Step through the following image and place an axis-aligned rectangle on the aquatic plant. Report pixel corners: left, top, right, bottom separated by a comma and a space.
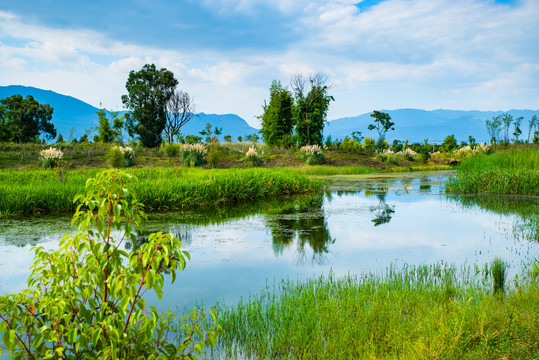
0, 169, 220, 358
491, 257, 508, 295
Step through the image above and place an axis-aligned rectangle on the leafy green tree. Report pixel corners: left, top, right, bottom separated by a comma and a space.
443, 134, 457, 153
367, 110, 394, 144
56, 133, 64, 143
260, 80, 294, 146
291, 73, 334, 146
223, 134, 232, 142
199, 123, 222, 143
122, 64, 178, 148
0, 94, 56, 143
0, 170, 219, 359
97, 108, 124, 143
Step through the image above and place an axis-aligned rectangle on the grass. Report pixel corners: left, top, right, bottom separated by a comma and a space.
0, 167, 323, 216
219, 263, 539, 359
447, 145, 539, 195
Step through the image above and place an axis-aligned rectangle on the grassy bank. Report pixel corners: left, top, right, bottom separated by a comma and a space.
447, 145, 539, 195
220, 264, 539, 359
0, 167, 322, 216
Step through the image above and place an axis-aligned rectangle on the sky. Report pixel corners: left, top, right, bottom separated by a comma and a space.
0, 0, 537, 127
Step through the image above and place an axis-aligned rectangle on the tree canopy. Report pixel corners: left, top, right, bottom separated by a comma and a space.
260, 80, 294, 146
122, 64, 178, 148
0, 94, 56, 143
291, 74, 333, 146
164, 90, 196, 144
367, 110, 394, 143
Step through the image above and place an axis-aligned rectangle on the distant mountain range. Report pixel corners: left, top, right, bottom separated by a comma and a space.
0, 85, 258, 141
1, 85, 538, 143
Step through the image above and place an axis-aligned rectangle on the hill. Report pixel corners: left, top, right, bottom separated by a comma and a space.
325, 109, 539, 144
0, 85, 258, 141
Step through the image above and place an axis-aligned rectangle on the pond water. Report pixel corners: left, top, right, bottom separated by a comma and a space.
1, 171, 538, 316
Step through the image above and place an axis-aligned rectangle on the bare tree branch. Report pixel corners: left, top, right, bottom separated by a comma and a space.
164, 90, 197, 143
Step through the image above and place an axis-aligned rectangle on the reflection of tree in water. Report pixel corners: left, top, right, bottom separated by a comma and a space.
366, 184, 395, 227
126, 228, 192, 251
268, 196, 334, 264
419, 177, 431, 193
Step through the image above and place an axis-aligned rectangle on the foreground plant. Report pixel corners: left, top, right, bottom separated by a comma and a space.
0, 169, 219, 359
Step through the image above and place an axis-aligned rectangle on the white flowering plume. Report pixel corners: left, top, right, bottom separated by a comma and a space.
245, 146, 258, 157
180, 143, 207, 155
300, 145, 323, 156
113, 146, 134, 157
40, 147, 63, 161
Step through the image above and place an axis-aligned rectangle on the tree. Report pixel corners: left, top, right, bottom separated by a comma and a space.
96, 108, 124, 143
199, 123, 222, 143
291, 73, 334, 146
500, 113, 513, 144
367, 110, 394, 144
485, 115, 502, 144
0, 94, 56, 143
122, 64, 178, 148
260, 80, 294, 146
513, 116, 523, 143
164, 90, 196, 144
443, 134, 457, 153
528, 115, 538, 143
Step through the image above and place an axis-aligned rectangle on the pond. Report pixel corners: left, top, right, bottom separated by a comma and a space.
1, 171, 538, 316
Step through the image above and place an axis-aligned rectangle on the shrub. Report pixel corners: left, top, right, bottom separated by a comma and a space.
339, 137, 363, 153
242, 146, 263, 166
39, 147, 63, 168
180, 143, 207, 166
163, 143, 180, 161
300, 145, 325, 165
363, 137, 375, 153
0, 169, 220, 359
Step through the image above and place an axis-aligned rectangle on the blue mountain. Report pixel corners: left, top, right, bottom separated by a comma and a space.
325, 108, 539, 143
0, 85, 258, 141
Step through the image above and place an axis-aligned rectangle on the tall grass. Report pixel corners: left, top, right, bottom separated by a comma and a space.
0, 168, 322, 216
447, 145, 539, 195
219, 264, 539, 359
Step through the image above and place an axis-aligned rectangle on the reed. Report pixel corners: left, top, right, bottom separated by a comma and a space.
219, 263, 539, 359
0, 168, 322, 216
447, 145, 539, 195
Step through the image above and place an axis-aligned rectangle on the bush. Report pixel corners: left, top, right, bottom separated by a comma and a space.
242, 146, 263, 166
39, 147, 63, 168
163, 143, 180, 160
300, 145, 325, 165
339, 137, 363, 153
0, 170, 220, 359
107, 146, 124, 167
180, 143, 207, 166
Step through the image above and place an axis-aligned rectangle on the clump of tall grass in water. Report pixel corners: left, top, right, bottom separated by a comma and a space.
447, 145, 539, 195
219, 263, 539, 359
490, 257, 508, 295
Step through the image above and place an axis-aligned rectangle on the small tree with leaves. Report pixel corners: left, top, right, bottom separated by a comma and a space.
368, 110, 394, 145
0, 170, 220, 359
528, 115, 538, 143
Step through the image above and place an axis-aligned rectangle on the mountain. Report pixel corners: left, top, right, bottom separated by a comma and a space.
2, 85, 538, 144
0, 85, 258, 141
325, 109, 539, 144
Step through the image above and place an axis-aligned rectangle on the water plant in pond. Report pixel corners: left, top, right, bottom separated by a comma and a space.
491, 257, 508, 295
220, 264, 539, 359
0, 169, 220, 359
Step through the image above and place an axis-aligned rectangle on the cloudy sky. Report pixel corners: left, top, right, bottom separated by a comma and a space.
0, 0, 537, 127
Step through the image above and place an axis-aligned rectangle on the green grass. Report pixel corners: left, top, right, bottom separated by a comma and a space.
447, 145, 539, 195
290, 164, 450, 176
0, 167, 322, 216
219, 264, 539, 359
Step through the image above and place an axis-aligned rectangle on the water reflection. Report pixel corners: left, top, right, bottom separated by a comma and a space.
266, 195, 334, 264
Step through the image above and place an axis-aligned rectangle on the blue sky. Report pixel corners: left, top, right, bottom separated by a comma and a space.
0, 0, 537, 126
